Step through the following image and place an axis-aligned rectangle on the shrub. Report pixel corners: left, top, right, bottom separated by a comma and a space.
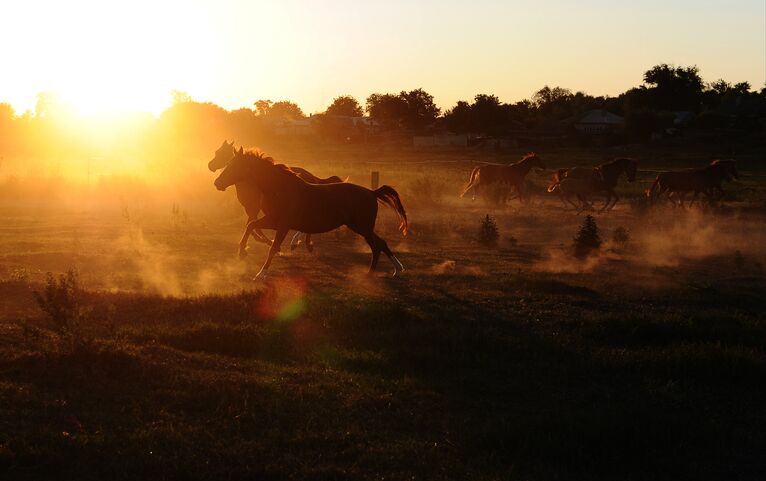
478, 214, 499, 247
612, 226, 630, 246
573, 215, 601, 259
33, 269, 83, 337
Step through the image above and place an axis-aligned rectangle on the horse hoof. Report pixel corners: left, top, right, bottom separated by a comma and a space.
306, 243, 314, 253
253, 270, 268, 280
238, 247, 249, 259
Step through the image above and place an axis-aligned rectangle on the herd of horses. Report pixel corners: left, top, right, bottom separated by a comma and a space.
209, 140, 740, 277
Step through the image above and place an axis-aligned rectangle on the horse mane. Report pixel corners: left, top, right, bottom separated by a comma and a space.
241, 148, 274, 164
241, 149, 304, 180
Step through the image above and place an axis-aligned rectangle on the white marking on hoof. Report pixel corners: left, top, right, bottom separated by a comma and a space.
290, 231, 303, 250
388, 254, 404, 277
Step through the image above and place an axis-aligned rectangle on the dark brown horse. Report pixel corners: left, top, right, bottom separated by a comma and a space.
214, 148, 408, 278
646, 160, 738, 206
548, 158, 638, 212
461, 152, 545, 203
209, 141, 345, 256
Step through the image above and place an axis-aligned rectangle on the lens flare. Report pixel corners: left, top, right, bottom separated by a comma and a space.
256, 276, 308, 322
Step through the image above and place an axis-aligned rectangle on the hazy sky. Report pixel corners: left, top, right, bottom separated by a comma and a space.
1, 0, 763, 115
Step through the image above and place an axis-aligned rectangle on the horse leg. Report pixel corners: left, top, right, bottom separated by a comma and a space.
250, 228, 273, 245
365, 232, 403, 277
472, 184, 478, 201
599, 190, 612, 212
559, 188, 572, 208
517, 184, 526, 204
289, 231, 303, 251
564, 193, 579, 210
255, 228, 288, 279
238, 222, 253, 259
305, 234, 313, 252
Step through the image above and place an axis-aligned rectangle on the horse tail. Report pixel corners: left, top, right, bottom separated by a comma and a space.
461, 167, 481, 197
375, 185, 409, 235
646, 175, 661, 198
547, 168, 568, 192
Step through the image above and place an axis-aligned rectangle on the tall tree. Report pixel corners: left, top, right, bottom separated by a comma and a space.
365, 93, 408, 129
399, 88, 440, 130
326, 95, 364, 117
643, 64, 704, 111
254, 100, 305, 119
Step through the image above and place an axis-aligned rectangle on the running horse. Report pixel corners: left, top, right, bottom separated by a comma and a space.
214, 147, 408, 278
646, 159, 738, 206
209, 141, 345, 257
460, 152, 545, 203
548, 157, 638, 212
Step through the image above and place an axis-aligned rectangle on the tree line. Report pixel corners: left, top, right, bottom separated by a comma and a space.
0, 63, 764, 172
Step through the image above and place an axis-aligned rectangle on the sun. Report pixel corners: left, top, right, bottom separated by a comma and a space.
2, 0, 219, 117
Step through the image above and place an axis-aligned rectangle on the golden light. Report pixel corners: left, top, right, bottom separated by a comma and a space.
2, 0, 220, 117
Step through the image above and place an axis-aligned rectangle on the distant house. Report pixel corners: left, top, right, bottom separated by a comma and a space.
271, 117, 315, 137
573, 109, 625, 134
672, 111, 695, 126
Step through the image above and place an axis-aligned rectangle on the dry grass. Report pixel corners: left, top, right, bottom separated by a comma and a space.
1, 145, 765, 480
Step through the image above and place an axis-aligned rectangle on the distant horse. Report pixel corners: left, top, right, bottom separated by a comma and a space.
214, 147, 408, 278
209, 141, 345, 257
548, 158, 638, 212
646, 160, 738, 206
461, 152, 545, 203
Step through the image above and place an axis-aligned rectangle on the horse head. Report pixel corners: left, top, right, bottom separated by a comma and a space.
209, 140, 236, 172
711, 159, 738, 181
214, 146, 247, 191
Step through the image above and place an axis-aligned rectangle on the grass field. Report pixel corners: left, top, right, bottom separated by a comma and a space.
1, 144, 765, 480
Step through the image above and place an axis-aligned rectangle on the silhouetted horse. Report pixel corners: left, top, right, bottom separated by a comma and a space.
214, 148, 408, 278
646, 159, 738, 206
209, 141, 345, 257
461, 153, 545, 203
548, 158, 638, 212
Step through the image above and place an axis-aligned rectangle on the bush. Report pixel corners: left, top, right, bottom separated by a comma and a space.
33, 269, 83, 337
612, 226, 630, 246
573, 215, 601, 259
478, 214, 499, 247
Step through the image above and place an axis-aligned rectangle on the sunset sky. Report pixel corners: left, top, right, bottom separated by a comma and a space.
1, 0, 763, 116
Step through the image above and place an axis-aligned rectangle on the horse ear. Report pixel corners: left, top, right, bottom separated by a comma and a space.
238, 146, 244, 154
